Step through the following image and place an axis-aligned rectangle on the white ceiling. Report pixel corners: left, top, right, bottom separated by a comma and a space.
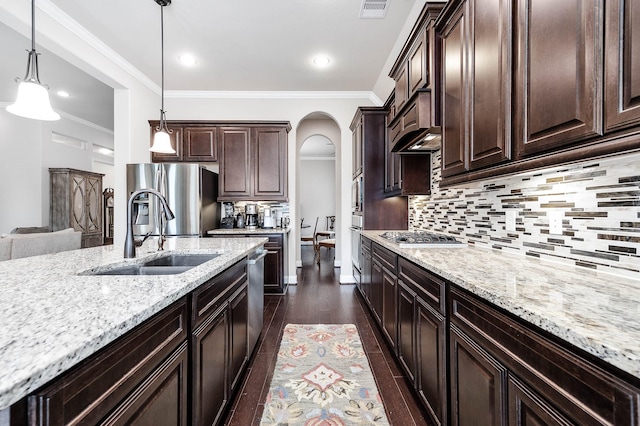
0, 0, 432, 128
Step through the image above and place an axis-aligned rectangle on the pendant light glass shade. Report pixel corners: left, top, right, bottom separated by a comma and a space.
6, 0, 60, 121
149, 1, 175, 154
151, 129, 174, 153
7, 79, 60, 121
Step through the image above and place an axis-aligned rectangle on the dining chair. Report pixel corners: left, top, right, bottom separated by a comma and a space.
300, 217, 319, 263
317, 238, 335, 265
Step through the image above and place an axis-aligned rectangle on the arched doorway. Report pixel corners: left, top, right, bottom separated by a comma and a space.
295, 113, 341, 268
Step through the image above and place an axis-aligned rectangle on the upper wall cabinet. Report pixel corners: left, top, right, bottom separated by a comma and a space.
439, 0, 513, 178
218, 123, 290, 202
149, 122, 218, 163
436, 0, 640, 186
604, 0, 640, 132
514, 0, 602, 157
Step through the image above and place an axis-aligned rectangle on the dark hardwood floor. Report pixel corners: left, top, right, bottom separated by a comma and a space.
223, 245, 431, 425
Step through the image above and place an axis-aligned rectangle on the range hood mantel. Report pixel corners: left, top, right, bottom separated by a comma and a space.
389, 90, 441, 153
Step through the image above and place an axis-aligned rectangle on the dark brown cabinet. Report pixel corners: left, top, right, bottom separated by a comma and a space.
218, 124, 290, 202
49, 168, 104, 248
192, 304, 228, 426
514, 0, 601, 157
351, 108, 408, 230
263, 234, 287, 294
450, 286, 640, 426
439, 0, 512, 178
397, 257, 448, 426
149, 123, 218, 163
359, 235, 640, 426
436, 0, 640, 186
184, 127, 218, 162
219, 127, 252, 199
24, 258, 253, 426
604, 0, 640, 133
28, 298, 189, 425
450, 324, 506, 426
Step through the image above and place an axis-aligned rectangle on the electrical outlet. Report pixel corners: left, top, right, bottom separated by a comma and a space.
505, 210, 517, 232
548, 210, 563, 235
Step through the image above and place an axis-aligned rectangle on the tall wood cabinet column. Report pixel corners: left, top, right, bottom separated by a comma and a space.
49, 168, 104, 248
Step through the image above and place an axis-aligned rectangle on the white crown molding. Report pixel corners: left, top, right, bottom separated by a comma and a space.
167, 90, 384, 104
38, 0, 160, 95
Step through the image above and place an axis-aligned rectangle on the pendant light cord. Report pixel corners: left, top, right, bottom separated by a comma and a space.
31, 0, 35, 52
157, 4, 171, 134
160, 5, 165, 115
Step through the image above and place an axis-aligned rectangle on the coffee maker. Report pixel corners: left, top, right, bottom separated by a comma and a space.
245, 204, 259, 230
263, 207, 276, 229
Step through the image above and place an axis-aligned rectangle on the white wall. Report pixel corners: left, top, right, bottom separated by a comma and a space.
299, 158, 336, 236
0, 108, 115, 234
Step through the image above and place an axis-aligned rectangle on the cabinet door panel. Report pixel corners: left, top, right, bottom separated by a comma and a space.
417, 299, 447, 426
395, 66, 408, 111
184, 127, 218, 162
102, 343, 189, 426
515, 0, 602, 156
605, 0, 640, 132
192, 308, 228, 426
409, 35, 427, 95
508, 375, 575, 426
229, 284, 249, 390
253, 127, 287, 199
86, 176, 102, 234
451, 325, 506, 426
397, 282, 416, 383
469, 0, 512, 169
382, 267, 397, 349
264, 244, 283, 294
370, 261, 384, 325
219, 127, 251, 198
441, 3, 468, 177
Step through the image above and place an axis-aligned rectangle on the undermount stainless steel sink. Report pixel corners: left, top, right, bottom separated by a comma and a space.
86, 253, 220, 276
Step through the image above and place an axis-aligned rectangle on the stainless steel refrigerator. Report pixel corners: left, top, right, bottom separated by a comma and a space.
126, 163, 220, 237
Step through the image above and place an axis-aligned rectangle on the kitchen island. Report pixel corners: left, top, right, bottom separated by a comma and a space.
0, 236, 266, 422
361, 230, 640, 425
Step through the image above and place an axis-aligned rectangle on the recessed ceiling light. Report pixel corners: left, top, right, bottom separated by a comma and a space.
178, 53, 197, 67
312, 55, 331, 68
57, 90, 70, 98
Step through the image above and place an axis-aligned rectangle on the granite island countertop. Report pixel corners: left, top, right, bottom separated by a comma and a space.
361, 231, 640, 382
0, 236, 267, 410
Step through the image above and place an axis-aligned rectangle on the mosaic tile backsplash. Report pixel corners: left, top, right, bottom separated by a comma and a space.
409, 151, 640, 279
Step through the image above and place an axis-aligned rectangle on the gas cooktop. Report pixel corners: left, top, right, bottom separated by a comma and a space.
380, 231, 466, 248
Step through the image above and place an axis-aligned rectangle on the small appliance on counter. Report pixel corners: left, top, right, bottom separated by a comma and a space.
245, 204, 259, 230
262, 207, 276, 229
236, 213, 245, 228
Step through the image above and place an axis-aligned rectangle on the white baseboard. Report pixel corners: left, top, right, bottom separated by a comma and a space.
340, 274, 357, 284
285, 275, 297, 284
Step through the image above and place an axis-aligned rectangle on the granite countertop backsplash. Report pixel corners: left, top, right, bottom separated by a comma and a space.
0, 236, 266, 411
361, 231, 640, 381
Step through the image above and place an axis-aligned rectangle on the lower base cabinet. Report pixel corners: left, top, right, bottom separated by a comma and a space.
19, 258, 251, 426
358, 236, 640, 426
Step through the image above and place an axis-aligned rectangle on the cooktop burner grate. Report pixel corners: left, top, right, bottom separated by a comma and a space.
380, 231, 466, 248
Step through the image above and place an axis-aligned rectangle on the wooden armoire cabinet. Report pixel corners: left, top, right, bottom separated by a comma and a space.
49, 168, 104, 248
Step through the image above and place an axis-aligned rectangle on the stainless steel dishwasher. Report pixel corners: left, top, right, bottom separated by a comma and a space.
247, 248, 266, 354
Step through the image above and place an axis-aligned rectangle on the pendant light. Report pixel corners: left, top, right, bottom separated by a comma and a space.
149, 0, 176, 154
6, 0, 60, 121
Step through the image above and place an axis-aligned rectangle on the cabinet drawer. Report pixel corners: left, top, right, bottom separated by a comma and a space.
398, 257, 445, 314
450, 287, 640, 426
29, 298, 188, 425
191, 259, 247, 327
373, 243, 397, 274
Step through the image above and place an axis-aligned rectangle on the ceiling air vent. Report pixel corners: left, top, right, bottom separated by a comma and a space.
359, 0, 388, 19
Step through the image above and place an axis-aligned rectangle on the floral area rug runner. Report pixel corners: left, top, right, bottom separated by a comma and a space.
260, 323, 390, 425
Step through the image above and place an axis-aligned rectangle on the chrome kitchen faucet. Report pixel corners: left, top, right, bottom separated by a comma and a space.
124, 189, 175, 258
